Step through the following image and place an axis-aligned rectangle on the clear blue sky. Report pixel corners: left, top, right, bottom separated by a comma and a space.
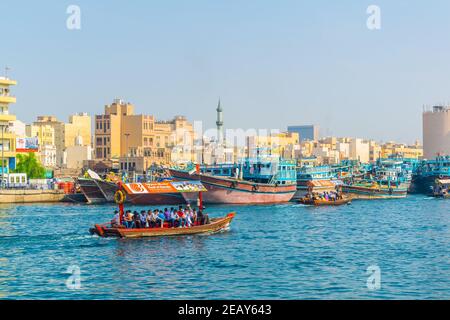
2, 0, 450, 144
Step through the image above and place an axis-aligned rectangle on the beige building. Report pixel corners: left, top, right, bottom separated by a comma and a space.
423, 105, 450, 159
381, 141, 423, 159
26, 124, 55, 146
95, 99, 195, 173
247, 132, 300, 159
34, 113, 92, 167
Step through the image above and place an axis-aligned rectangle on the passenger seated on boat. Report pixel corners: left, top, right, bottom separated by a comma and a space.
176, 208, 186, 228
111, 210, 120, 227
133, 211, 142, 229
146, 210, 155, 228
156, 210, 166, 228
124, 211, 134, 229
140, 211, 147, 228
167, 208, 176, 228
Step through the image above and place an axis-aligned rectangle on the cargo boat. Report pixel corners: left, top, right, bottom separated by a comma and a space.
410, 156, 450, 195
169, 158, 297, 204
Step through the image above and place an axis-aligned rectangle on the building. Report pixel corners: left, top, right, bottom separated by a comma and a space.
33, 113, 92, 167
247, 132, 300, 159
381, 141, 423, 159
64, 113, 91, 149
11, 120, 26, 137
287, 125, 319, 142
95, 99, 194, 173
0, 76, 18, 174
423, 105, 450, 158
349, 138, 370, 163
26, 124, 55, 146
64, 134, 92, 169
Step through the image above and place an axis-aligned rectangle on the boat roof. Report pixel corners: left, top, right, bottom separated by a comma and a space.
306, 180, 336, 187
437, 179, 450, 185
123, 181, 207, 194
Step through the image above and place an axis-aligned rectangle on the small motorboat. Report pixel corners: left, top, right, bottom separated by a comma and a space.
299, 197, 351, 206
90, 213, 236, 238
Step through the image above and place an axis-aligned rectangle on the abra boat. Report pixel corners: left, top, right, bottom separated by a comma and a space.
294, 165, 336, 200
169, 158, 297, 204
299, 197, 351, 206
90, 213, 236, 238
90, 182, 236, 238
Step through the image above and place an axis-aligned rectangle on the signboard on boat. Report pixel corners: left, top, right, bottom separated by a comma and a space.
123, 181, 207, 194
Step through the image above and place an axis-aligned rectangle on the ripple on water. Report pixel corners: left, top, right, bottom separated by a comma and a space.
0, 196, 449, 299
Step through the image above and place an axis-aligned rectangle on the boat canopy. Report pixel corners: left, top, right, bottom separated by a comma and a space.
306, 180, 336, 187
123, 181, 207, 195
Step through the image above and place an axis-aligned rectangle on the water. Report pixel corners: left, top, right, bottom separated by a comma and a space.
0, 196, 448, 300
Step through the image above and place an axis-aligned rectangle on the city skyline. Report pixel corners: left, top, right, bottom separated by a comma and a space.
3, 1, 450, 144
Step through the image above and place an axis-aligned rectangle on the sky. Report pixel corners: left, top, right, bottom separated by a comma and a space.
1, 0, 450, 144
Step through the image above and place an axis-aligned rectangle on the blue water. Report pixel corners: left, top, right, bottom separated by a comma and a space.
0, 196, 448, 300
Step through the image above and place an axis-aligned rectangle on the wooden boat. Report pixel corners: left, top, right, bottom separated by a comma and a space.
90, 213, 236, 238
299, 197, 351, 206
90, 179, 236, 239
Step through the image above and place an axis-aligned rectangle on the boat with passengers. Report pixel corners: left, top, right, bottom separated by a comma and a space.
90, 182, 236, 238
169, 156, 297, 204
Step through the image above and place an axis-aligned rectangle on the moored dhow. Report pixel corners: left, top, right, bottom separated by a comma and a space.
343, 180, 409, 199
169, 158, 297, 204
77, 170, 119, 204
410, 156, 450, 195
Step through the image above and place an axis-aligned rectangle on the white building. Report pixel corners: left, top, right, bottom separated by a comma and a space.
39, 145, 57, 168
349, 138, 370, 163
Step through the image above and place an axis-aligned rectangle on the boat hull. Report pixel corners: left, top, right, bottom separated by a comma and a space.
299, 198, 351, 206
342, 185, 408, 199
91, 213, 235, 238
169, 169, 296, 204
410, 175, 450, 195
77, 178, 118, 204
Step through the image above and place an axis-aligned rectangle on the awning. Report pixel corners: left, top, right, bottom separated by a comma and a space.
123, 180, 207, 195
331, 179, 344, 186
306, 180, 336, 188
436, 179, 450, 185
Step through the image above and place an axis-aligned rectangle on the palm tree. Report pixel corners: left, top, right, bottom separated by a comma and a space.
14, 153, 46, 179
